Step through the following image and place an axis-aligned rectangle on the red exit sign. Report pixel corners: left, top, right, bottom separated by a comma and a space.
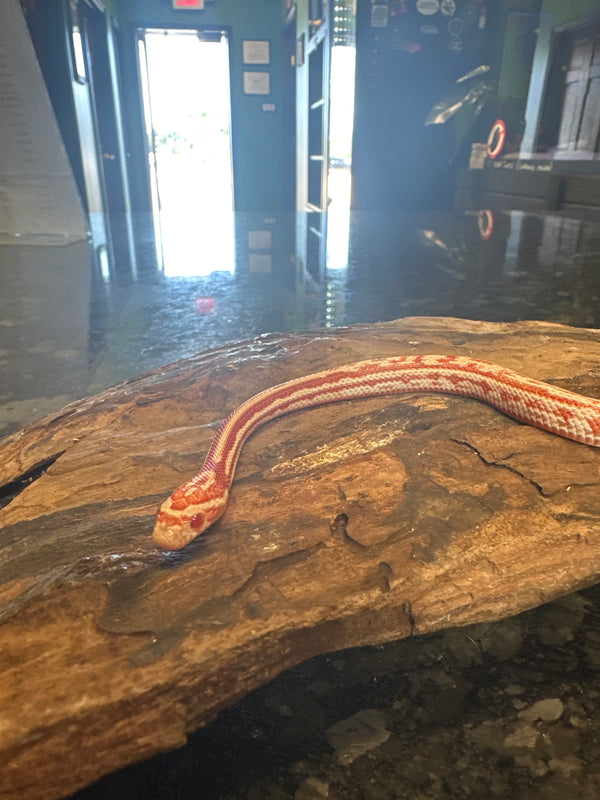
172, 0, 204, 8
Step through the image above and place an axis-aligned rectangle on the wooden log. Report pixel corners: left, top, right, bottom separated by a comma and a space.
2, 317, 600, 799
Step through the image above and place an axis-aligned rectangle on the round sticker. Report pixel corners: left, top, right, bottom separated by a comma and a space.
416, 0, 440, 15
487, 119, 507, 159
448, 17, 463, 36
440, 0, 456, 15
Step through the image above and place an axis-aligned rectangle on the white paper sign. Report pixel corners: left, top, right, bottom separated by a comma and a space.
243, 71, 270, 95
243, 40, 270, 65
248, 230, 272, 249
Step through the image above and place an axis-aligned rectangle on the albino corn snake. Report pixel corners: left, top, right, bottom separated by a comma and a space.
153, 354, 600, 550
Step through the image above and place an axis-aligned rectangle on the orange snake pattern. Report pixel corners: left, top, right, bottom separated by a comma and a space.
153, 355, 600, 550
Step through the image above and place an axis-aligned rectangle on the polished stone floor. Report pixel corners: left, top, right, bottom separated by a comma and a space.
2, 208, 600, 439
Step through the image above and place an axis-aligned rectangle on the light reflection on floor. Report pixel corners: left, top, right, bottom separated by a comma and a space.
2, 208, 600, 438
326, 166, 352, 271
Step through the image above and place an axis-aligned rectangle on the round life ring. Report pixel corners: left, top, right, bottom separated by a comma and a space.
477, 210, 494, 240
486, 119, 506, 159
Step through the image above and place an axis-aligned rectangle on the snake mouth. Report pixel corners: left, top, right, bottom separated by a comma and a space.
152, 519, 190, 551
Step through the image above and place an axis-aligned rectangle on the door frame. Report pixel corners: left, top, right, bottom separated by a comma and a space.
131, 24, 236, 274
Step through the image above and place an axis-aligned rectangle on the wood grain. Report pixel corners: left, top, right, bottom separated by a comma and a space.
2, 317, 600, 799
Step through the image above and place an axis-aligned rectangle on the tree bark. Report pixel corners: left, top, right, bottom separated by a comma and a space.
2, 317, 600, 799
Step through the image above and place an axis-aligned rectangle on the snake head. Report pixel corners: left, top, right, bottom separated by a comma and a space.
152, 481, 229, 550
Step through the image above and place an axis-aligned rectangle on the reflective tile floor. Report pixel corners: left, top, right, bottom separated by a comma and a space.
2, 209, 600, 438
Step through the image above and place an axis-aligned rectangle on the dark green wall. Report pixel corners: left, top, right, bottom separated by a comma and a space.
113, 0, 290, 212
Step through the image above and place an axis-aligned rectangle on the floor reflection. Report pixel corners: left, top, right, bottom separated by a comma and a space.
1, 209, 600, 438
329, 210, 600, 330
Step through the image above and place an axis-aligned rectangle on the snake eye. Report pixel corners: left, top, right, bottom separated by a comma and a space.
190, 513, 205, 530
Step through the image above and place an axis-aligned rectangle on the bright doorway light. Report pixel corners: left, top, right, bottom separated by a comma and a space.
328, 46, 355, 180
327, 44, 355, 271
138, 29, 235, 277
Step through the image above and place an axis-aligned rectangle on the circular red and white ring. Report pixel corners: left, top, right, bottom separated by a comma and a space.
486, 119, 506, 159
477, 209, 494, 240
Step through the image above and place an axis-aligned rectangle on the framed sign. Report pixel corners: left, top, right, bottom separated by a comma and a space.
371, 4, 389, 27
248, 230, 272, 249
243, 71, 270, 95
243, 40, 270, 65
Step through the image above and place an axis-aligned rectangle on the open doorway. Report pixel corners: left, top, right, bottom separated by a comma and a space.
326, 1, 356, 273
137, 28, 235, 277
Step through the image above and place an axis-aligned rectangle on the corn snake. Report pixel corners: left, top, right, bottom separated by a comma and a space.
153, 354, 600, 550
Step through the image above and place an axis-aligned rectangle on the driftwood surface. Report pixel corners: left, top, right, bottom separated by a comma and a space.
2, 317, 600, 799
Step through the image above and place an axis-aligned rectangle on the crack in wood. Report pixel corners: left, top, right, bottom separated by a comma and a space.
231, 542, 328, 601
376, 561, 394, 593
0, 451, 65, 511
402, 600, 416, 634
451, 438, 545, 495
330, 512, 369, 550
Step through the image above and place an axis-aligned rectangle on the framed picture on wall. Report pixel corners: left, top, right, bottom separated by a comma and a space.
243, 40, 270, 65
243, 71, 270, 95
